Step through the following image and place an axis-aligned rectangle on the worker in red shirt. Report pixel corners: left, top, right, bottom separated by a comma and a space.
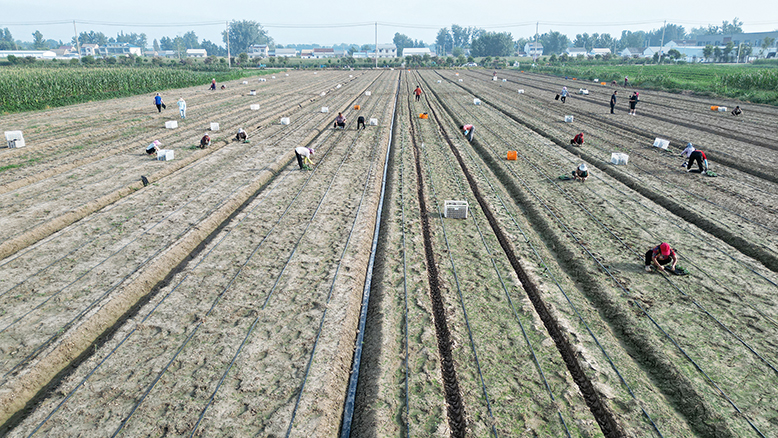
460, 124, 474, 142
413, 86, 422, 102
570, 132, 584, 146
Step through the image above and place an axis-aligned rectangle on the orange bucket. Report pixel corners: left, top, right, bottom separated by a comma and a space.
710, 105, 719, 111
507, 151, 518, 160
354, 105, 361, 110
419, 113, 428, 119
600, 82, 607, 85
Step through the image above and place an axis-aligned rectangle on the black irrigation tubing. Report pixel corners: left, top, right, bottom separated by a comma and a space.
23, 167, 294, 438
410, 80, 499, 438
431, 76, 766, 437
469, 70, 778, 219
401, 116, 410, 438
339, 73, 400, 438
114, 73, 389, 436
445, 70, 778, 282
532, 131, 778, 330
455, 91, 778, 379
415, 72, 573, 436
419, 72, 662, 437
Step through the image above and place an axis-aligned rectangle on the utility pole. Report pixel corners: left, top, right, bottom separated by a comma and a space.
226, 21, 231, 68
375, 22, 378, 69
73, 20, 81, 59
659, 20, 666, 63
533, 21, 538, 63
736, 42, 742, 63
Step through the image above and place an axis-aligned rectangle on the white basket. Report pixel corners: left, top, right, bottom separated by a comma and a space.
165, 120, 178, 129
369, 118, 378, 126
611, 153, 629, 165
250, 104, 260, 110
280, 117, 290, 125
336, 84, 342, 88
444, 200, 469, 219
271, 76, 276, 79
365, 91, 372, 96
492, 76, 498, 81
5, 131, 25, 148
564, 115, 574, 123
286, 73, 289, 76
157, 149, 175, 161
593, 78, 599, 82
473, 98, 481, 105
242, 81, 248, 84
718, 106, 727, 112
653, 138, 670, 149
502, 78, 507, 82
210, 122, 219, 131
437, 80, 442, 83
578, 89, 589, 95
517, 89, 524, 94
249, 90, 256, 96
321, 92, 326, 96
458, 79, 463, 82
321, 107, 329, 113
314, 72, 317, 74
349, 74, 353, 77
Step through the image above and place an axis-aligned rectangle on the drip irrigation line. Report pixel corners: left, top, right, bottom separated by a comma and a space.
432, 73, 764, 436
338, 73, 400, 438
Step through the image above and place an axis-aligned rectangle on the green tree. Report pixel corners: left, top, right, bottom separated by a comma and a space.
238, 52, 249, 65
539, 30, 570, 55
153, 39, 160, 52
451, 24, 475, 49
182, 31, 200, 49
452, 46, 464, 57
201, 40, 226, 57
0, 28, 17, 50
470, 31, 514, 57
573, 33, 593, 51
32, 30, 46, 50
74, 31, 107, 46
618, 30, 647, 50
435, 28, 453, 56
173, 36, 186, 58
723, 41, 734, 62
760, 37, 775, 58
393, 33, 414, 57
713, 46, 722, 62
721, 17, 743, 34
703, 45, 714, 61
222, 20, 272, 55
667, 48, 682, 60
160, 36, 174, 51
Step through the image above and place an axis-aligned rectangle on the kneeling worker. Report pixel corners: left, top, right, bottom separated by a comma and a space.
295, 146, 315, 170
235, 128, 248, 142
145, 140, 161, 157
644, 242, 677, 273
200, 133, 211, 149
334, 112, 346, 129
572, 163, 589, 182
681, 143, 708, 173
570, 132, 584, 146
460, 124, 475, 142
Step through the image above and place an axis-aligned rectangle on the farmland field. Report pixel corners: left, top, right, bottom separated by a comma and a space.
1, 68, 777, 437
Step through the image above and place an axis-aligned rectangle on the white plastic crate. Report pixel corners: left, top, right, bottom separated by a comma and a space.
336, 84, 342, 88
369, 118, 378, 126
443, 200, 469, 219
593, 78, 599, 82
285, 73, 289, 76
321, 92, 326, 96
492, 76, 498, 81
564, 115, 574, 123
653, 138, 670, 149
349, 74, 353, 78
271, 76, 276, 79
611, 153, 629, 165
437, 80, 442, 83
165, 120, 178, 129
242, 80, 248, 84
210, 123, 219, 131
157, 149, 175, 161
250, 104, 260, 110
517, 89, 524, 94
321, 107, 329, 113
249, 90, 256, 96
280, 117, 290, 125
5, 131, 25, 148
458, 79, 463, 82
718, 106, 728, 112
365, 91, 372, 96
502, 78, 507, 82
578, 88, 589, 95
473, 98, 481, 105
314, 72, 318, 74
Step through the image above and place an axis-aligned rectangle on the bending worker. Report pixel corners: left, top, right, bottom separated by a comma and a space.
295, 146, 315, 170
235, 128, 248, 142
200, 133, 211, 149
572, 163, 588, 182
460, 124, 475, 142
681, 143, 708, 173
644, 242, 677, 273
570, 132, 584, 146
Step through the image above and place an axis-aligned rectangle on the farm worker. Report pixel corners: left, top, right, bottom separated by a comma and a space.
334, 112, 346, 129
460, 124, 474, 142
570, 132, 584, 146
210, 78, 216, 91
644, 242, 677, 273
235, 128, 247, 142
610, 91, 617, 114
681, 143, 708, 173
624, 76, 629, 87
154, 93, 165, 112
357, 116, 366, 130
572, 163, 589, 182
177, 98, 186, 119
560, 86, 569, 103
145, 140, 161, 156
628, 92, 639, 115
200, 133, 211, 149
413, 86, 422, 102
294, 146, 315, 170
731, 105, 742, 116
221, 84, 226, 90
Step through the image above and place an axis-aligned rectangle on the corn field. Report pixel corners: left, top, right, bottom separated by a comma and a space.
0, 67, 273, 113
719, 69, 778, 90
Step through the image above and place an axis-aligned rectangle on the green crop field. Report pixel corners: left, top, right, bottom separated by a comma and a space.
529, 63, 778, 104
0, 67, 280, 113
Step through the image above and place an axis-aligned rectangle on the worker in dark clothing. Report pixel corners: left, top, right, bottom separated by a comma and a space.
357, 116, 366, 130
644, 242, 677, 272
570, 132, 584, 146
200, 133, 211, 149
334, 112, 346, 129
681, 143, 708, 173
572, 163, 589, 182
610, 91, 617, 114
628, 92, 639, 115
732, 106, 742, 116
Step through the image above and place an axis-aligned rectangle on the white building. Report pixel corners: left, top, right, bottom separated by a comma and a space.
565, 47, 588, 57
402, 47, 434, 57
373, 44, 397, 58
274, 48, 297, 57
524, 42, 543, 57
80, 44, 100, 57
248, 44, 269, 59
312, 48, 336, 58
589, 48, 611, 57
186, 49, 207, 57
0, 50, 56, 59
620, 47, 645, 58
104, 43, 143, 57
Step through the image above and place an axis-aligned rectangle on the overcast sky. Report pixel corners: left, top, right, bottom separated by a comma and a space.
3, 0, 777, 47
